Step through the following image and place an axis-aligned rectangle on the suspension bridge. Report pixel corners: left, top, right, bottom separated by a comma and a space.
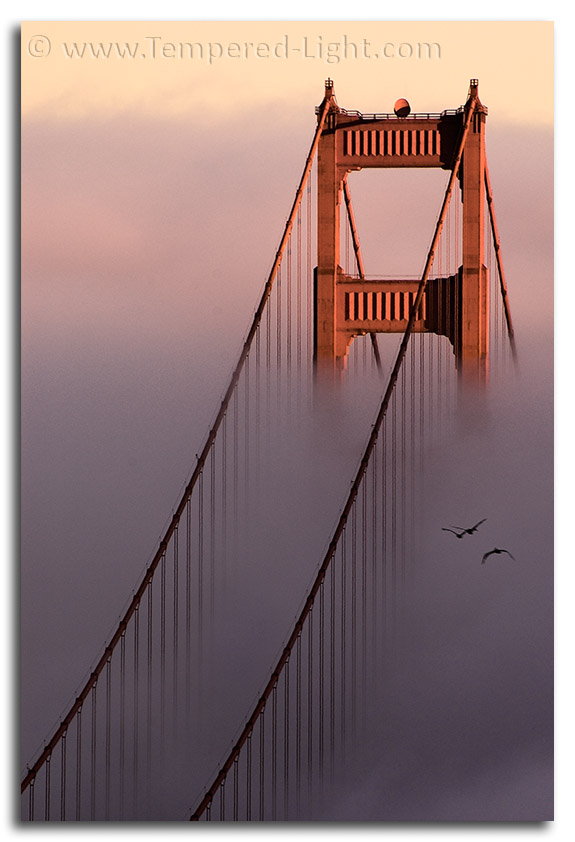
21, 78, 516, 821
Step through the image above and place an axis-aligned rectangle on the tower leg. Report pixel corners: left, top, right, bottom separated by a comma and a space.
460, 90, 488, 386
314, 108, 345, 382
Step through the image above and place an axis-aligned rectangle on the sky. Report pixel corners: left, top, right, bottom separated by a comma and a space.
8, 6, 572, 837
21, 20, 553, 123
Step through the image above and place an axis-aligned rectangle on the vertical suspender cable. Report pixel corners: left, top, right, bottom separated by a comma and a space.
91, 682, 97, 820
266, 288, 271, 412
391, 387, 397, 619
146, 582, 153, 812
132, 605, 140, 817
45, 754, 51, 821
197, 469, 204, 719
296, 632, 302, 817
277, 265, 282, 409
185, 500, 191, 718
255, 331, 261, 491
419, 331, 425, 478
60, 732, 67, 821
307, 610, 313, 809
287, 240, 293, 379
119, 633, 125, 818
382, 415, 388, 632
259, 709, 265, 820
246, 732, 252, 821
318, 583, 325, 789
361, 477, 367, 731
340, 530, 346, 756
75, 708, 82, 821
410, 333, 416, 575
219, 779, 226, 821
401, 346, 407, 587
244, 358, 250, 528
210, 444, 216, 616
370, 441, 378, 685
233, 756, 239, 821
271, 683, 278, 819
222, 415, 228, 586
198, 467, 204, 649
297, 210, 302, 377
436, 236, 442, 435
233, 388, 238, 535
173, 526, 179, 732
105, 658, 111, 819
350, 504, 357, 734
329, 560, 336, 783
284, 659, 290, 818
307, 176, 313, 381
28, 777, 34, 821
445, 203, 452, 409
160, 551, 166, 749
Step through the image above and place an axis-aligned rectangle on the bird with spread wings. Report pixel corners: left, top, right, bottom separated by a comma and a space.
481, 548, 515, 564
442, 518, 486, 539
449, 518, 486, 536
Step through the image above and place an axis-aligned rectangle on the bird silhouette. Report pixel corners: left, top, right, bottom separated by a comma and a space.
449, 518, 486, 535
481, 548, 515, 564
441, 527, 466, 539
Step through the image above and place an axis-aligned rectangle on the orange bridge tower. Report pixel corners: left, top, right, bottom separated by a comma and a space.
314, 78, 489, 385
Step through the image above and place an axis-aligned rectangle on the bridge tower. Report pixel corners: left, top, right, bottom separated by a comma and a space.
314, 78, 489, 385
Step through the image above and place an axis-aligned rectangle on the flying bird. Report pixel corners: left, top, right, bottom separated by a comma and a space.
441, 527, 466, 539
449, 518, 486, 535
481, 548, 515, 564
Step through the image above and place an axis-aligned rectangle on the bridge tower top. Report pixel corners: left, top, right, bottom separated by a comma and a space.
466, 77, 487, 113
314, 78, 490, 387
